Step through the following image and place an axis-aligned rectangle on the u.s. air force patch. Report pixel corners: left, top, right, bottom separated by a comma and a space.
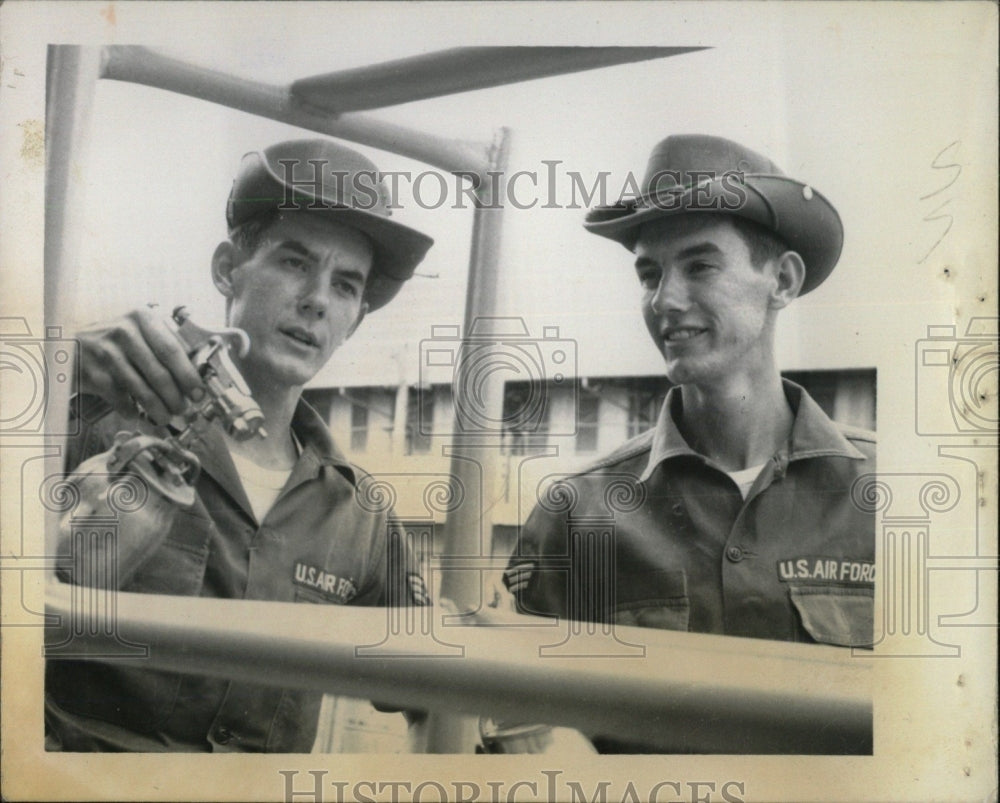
293, 562, 358, 603
777, 557, 875, 584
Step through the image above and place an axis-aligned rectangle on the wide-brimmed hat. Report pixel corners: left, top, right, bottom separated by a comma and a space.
226, 139, 434, 311
584, 134, 843, 295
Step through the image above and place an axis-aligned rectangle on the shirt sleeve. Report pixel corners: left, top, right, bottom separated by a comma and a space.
353, 513, 430, 608
503, 503, 569, 619
64, 393, 117, 472
56, 396, 177, 588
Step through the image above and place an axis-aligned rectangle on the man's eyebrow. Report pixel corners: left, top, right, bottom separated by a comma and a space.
634, 242, 724, 271
273, 240, 368, 284
274, 240, 318, 261
675, 242, 723, 260
333, 267, 368, 286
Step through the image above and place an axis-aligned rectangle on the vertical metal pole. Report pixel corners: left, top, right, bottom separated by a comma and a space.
43, 45, 102, 561
423, 127, 511, 753
438, 126, 512, 608
391, 381, 409, 455
45, 46, 101, 334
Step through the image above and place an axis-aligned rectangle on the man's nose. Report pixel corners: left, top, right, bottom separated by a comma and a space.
298, 276, 330, 319
650, 270, 690, 314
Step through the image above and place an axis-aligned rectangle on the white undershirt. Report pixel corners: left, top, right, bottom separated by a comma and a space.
725, 462, 768, 500
225, 433, 300, 522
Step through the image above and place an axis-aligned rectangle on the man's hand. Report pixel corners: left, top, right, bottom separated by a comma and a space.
436, 594, 598, 755
76, 307, 207, 425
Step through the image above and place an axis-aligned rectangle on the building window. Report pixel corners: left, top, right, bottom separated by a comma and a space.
502, 382, 549, 455
350, 393, 369, 452
627, 386, 664, 439
576, 393, 600, 453
406, 387, 434, 454
783, 369, 876, 430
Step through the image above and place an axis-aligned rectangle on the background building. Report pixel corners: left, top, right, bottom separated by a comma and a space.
304, 367, 876, 564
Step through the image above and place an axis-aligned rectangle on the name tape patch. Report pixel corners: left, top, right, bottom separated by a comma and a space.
293, 562, 358, 603
777, 557, 874, 584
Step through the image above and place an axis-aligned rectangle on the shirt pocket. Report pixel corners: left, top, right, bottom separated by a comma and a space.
294, 586, 326, 604
789, 584, 874, 647
293, 586, 345, 605
613, 569, 690, 631
122, 509, 210, 596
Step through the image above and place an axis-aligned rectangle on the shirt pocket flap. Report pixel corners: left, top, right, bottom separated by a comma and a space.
789, 585, 873, 647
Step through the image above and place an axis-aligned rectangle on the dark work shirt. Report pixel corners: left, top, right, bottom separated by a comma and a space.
46, 396, 425, 752
504, 381, 876, 752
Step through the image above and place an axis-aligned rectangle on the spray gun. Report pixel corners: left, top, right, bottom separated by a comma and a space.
56, 307, 267, 586
167, 306, 267, 444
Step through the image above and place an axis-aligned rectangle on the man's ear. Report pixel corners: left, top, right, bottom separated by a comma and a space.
346, 302, 369, 340
769, 250, 806, 310
211, 241, 239, 299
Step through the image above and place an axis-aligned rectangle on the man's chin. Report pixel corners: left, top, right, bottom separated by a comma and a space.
278, 364, 321, 388
662, 359, 697, 385
245, 354, 321, 392
664, 361, 724, 389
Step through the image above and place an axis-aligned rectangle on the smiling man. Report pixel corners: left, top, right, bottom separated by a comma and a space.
45, 140, 433, 752
504, 135, 876, 753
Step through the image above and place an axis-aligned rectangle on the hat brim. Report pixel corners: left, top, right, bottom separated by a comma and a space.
584, 175, 843, 295
228, 154, 433, 312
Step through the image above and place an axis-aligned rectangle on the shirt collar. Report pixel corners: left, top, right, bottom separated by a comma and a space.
291, 398, 357, 486
639, 378, 866, 482
639, 386, 700, 482
779, 380, 867, 462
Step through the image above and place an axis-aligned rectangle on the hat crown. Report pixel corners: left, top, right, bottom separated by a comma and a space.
227, 139, 394, 228
584, 133, 844, 296
640, 134, 783, 195
224, 138, 433, 311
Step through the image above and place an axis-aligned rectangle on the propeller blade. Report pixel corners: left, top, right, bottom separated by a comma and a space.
291, 46, 707, 113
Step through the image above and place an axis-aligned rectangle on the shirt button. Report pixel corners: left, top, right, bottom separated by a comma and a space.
726, 546, 744, 563
215, 726, 233, 744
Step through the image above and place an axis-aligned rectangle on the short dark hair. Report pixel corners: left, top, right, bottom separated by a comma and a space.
228, 210, 280, 258
226, 210, 378, 308
728, 216, 791, 268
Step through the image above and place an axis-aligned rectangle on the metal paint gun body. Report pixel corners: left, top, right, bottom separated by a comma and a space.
58, 307, 267, 587
169, 306, 267, 445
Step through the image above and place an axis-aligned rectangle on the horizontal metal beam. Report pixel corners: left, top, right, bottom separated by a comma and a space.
46, 582, 871, 753
291, 46, 709, 113
98, 46, 490, 176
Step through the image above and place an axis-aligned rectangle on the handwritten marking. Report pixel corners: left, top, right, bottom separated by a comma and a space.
918, 141, 961, 264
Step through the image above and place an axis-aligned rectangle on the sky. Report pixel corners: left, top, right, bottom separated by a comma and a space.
25, 1, 991, 393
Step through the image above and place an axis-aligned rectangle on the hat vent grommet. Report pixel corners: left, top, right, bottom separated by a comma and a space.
802, 186, 814, 200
